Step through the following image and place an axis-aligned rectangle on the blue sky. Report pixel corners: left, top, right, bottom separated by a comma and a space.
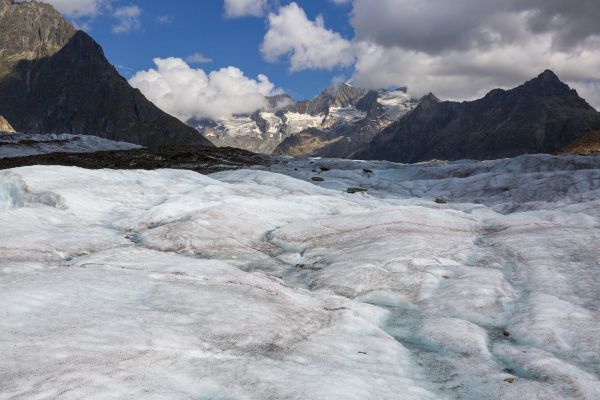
79, 0, 355, 101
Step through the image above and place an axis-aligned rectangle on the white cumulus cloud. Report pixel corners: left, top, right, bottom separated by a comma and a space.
129, 58, 280, 121
112, 5, 142, 34
223, 0, 267, 18
261, 2, 355, 71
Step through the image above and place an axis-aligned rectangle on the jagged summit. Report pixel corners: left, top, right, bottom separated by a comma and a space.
287, 82, 372, 115
198, 82, 419, 156
0, 0, 211, 147
537, 69, 561, 81
521, 69, 572, 92
420, 93, 440, 103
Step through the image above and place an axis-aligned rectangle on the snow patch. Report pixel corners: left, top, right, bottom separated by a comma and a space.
214, 116, 262, 138
283, 112, 325, 134
328, 107, 367, 125
377, 89, 418, 120
259, 112, 284, 136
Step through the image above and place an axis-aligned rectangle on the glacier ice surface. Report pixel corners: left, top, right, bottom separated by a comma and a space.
1, 153, 600, 399
0, 133, 141, 158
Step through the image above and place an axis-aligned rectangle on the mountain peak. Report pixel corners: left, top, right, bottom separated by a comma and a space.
525, 69, 568, 89
0, 3, 211, 147
362, 71, 600, 163
517, 71, 589, 105
537, 69, 560, 82
420, 92, 440, 103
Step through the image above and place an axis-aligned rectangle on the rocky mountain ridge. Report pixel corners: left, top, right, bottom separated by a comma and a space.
197, 83, 419, 156
0, 0, 211, 147
358, 70, 600, 162
0, 0, 75, 77
199, 70, 600, 162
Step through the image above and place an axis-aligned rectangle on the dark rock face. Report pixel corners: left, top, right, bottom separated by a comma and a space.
286, 83, 372, 116
0, 0, 211, 147
359, 71, 600, 163
272, 115, 389, 158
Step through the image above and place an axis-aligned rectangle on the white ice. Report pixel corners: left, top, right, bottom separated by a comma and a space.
213, 116, 262, 138
283, 112, 325, 134
377, 89, 418, 121
0, 133, 141, 158
1, 153, 599, 399
327, 107, 368, 125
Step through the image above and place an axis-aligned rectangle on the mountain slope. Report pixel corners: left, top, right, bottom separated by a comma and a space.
0, 0, 211, 147
560, 131, 600, 154
199, 84, 418, 156
273, 87, 418, 158
0, 0, 75, 77
359, 70, 600, 163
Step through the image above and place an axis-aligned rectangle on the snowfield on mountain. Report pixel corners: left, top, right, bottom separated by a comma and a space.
1, 153, 600, 399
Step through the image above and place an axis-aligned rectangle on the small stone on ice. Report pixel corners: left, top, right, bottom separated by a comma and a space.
311, 177, 324, 182
435, 196, 447, 204
347, 187, 368, 194
504, 377, 515, 384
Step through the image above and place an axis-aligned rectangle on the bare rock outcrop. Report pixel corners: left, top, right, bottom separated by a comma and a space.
0, 115, 14, 132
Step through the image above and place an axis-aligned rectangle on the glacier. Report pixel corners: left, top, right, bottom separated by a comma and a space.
1, 153, 599, 399
0, 133, 142, 159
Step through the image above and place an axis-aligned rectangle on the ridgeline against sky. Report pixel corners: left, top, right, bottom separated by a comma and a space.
28, 0, 600, 123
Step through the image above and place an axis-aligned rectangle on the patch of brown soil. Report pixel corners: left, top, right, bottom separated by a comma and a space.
560, 131, 600, 155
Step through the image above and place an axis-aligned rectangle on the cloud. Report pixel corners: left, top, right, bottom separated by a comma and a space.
261, 2, 354, 71
344, 0, 600, 108
112, 5, 142, 34
42, 0, 109, 18
511, 0, 600, 50
186, 53, 213, 64
571, 81, 600, 111
223, 0, 267, 18
350, 0, 600, 54
129, 58, 280, 121
156, 15, 174, 24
